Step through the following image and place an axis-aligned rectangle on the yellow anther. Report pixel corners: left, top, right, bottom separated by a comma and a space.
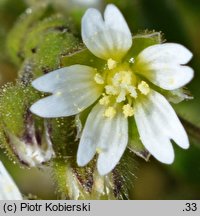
123, 104, 134, 118
104, 107, 116, 118
105, 85, 118, 95
138, 81, 150, 95
94, 73, 104, 84
107, 58, 117, 70
99, 95, 110, 106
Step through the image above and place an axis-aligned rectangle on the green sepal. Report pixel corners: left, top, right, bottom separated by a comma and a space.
52, 157, 125, 200
114, 149, 137, 199
125, 32, 163, 61
61, 48, 105, 71
0, 83, 40, 136
49, 116, 78, 158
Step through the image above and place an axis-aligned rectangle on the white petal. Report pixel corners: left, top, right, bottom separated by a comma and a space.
30, 65, 103, 117
82, 4, 132, 61
0, 161, 22, 200
77, 103, 128, 176
136, 43, 194, 90
141, 64, 194, 90
77, 103, 104, 166
137, 43, 193, 64
134, 90, 189, 164
32, 65, 99, 93
97, 109, 128, 175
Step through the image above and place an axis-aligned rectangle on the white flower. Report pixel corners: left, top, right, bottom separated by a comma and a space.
30, 4, 194, 175
0, 161, 23, 200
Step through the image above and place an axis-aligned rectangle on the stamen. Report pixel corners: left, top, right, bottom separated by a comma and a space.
112, 73, 121, 86
138, 81, 150, 95
116, 89, 126, 103
99, 95, 110, 106
94, 73, 104, 84
123, 104, 134, 118
107, 58, 117, 70
127, 86, 137, 98
104, 107, 116, 118
105, 85, 118, 95
112, 71, 132, 86
120, 72, 132, 85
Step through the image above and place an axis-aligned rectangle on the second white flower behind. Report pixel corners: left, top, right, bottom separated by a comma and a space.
0, 161, 22, 200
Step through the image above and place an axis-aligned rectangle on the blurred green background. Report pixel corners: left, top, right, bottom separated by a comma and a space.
0, 0, 199, 199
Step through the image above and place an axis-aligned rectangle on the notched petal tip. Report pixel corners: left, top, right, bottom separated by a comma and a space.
97, 158, 119, 176
177, 134, 190, 150
160, 43, 193, 64
97, 162, 110, 176
77, 143, 95, 167
31, 78, 44, 92
77, 103, 128, 175
149, 142, 175, 165
134, 90, 189, 165
162, 153, 174, 165
147, 140, 175, 165
29, 101, 48, 118
162, 66, 194, 91
77, 157, 86, 167
81, 3, 132, 60
171, 43, 193, 64
136, 43, 194, 90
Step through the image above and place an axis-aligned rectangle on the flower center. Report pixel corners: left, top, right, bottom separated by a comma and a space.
94, 58, 150, 118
